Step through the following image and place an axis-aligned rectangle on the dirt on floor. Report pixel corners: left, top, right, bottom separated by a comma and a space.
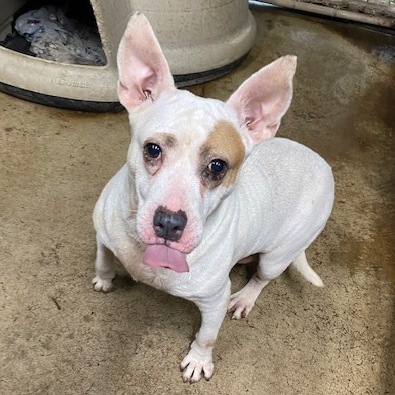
0, 6, 394, 395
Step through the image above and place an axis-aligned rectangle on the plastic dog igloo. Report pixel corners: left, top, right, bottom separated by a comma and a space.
0, 0, 256, 111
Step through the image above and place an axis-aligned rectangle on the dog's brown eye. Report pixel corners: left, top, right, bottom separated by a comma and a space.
205, 159, 227, 182
209, 159, 227, 175
145, 143, 161, 159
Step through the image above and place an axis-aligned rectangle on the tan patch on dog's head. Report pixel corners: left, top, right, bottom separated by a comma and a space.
199, 121, 246, 188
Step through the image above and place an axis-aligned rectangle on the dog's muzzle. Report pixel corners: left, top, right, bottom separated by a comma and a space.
143, 206, 189, 273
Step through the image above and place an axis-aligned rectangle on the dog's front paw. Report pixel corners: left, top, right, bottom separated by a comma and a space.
180, 348, 214, 383
92, 275, 114, 293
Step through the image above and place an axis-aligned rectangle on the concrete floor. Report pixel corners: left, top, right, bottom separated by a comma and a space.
1, 6, 394, 395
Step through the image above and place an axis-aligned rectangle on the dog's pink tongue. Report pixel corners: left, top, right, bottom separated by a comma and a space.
143, 245, 189, 273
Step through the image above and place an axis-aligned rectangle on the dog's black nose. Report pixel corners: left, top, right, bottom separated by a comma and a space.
153, 207, 187, 241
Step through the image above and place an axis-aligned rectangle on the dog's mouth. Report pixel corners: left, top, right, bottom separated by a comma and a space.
143, 244, 189, 272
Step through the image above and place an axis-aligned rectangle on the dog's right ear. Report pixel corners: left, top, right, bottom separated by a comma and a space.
117, 12, 176, 110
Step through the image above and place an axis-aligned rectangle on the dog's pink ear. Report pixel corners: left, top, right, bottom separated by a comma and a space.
227, 55, 297, 144
117, 12, 175, 110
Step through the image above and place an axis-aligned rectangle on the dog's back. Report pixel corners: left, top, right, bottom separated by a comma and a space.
241, 137, 334, 232
200, 136, 334, 269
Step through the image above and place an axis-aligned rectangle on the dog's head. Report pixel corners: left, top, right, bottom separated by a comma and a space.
117, 13, 296, 272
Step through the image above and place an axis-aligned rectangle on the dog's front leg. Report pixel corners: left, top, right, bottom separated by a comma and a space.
92, 237, 115, 293
181, 281, 231, 383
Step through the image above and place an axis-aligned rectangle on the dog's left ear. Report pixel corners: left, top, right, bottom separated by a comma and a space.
117, 12, 176, 110
227, 55, 297, 144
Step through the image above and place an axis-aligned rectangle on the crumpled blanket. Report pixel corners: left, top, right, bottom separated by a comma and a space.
15, 5, 106, 65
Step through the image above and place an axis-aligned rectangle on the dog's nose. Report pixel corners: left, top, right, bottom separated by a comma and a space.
153, 207, 187, 241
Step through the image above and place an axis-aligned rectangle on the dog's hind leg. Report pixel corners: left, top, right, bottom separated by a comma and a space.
228, 251, 291, 320
92, 237, 116, 293
228, 274, 269, 320
228, 249, 324, 319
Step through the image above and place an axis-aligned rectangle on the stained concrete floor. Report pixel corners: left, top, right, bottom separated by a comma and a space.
1, 5, 394, 395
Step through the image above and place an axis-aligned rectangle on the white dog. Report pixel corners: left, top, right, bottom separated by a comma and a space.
92, 13, 334, 383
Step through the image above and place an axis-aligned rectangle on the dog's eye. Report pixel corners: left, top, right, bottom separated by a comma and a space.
201, 159, 228, 186
144, 143, 161, 159
209, 159, 227, 175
